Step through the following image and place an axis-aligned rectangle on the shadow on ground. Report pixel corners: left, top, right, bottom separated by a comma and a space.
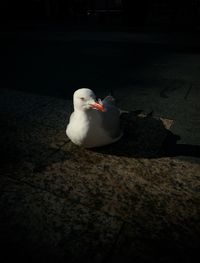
89, 112, 200, 159
1, 110, 200, 176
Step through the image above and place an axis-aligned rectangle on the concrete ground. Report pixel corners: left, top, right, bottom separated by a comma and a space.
0, 27, 200, 262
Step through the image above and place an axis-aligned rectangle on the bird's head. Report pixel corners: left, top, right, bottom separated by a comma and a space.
73, 88, 105, 112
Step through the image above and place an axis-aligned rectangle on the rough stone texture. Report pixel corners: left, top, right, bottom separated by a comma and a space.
21, 143, 200, 224
0, 89, 71, 177
0, 178, 122, 263
24, 97, 72, 130
0, 85, 200, 263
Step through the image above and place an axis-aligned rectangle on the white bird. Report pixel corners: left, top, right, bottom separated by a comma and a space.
66, 88, 123, 148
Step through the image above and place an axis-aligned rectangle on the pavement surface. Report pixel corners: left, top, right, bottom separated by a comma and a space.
0, 27, 200, 262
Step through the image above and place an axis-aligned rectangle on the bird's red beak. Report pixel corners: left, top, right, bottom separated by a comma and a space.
90, 102, 105, 112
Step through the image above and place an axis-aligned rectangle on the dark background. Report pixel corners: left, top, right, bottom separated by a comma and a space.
1, 0, 200, 99
1, 0, 200, 30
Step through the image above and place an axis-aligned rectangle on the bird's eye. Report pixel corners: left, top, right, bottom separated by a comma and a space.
80, 97, 85, 101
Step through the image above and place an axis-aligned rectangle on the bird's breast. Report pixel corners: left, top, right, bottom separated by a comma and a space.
66, 110, 115, 148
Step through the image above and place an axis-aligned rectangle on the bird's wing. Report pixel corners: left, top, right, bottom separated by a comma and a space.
102, 95, 116, 106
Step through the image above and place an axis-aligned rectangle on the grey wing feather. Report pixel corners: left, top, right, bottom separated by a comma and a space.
102, 95, 116, 106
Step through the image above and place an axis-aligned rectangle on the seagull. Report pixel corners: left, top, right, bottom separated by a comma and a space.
66, 88, 123, 148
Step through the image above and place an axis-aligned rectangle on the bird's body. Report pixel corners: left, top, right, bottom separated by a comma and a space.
66, 88, 122, 148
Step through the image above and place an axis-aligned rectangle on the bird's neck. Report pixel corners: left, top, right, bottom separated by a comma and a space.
74, 108, 87, 114
74, 109, 89, 118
